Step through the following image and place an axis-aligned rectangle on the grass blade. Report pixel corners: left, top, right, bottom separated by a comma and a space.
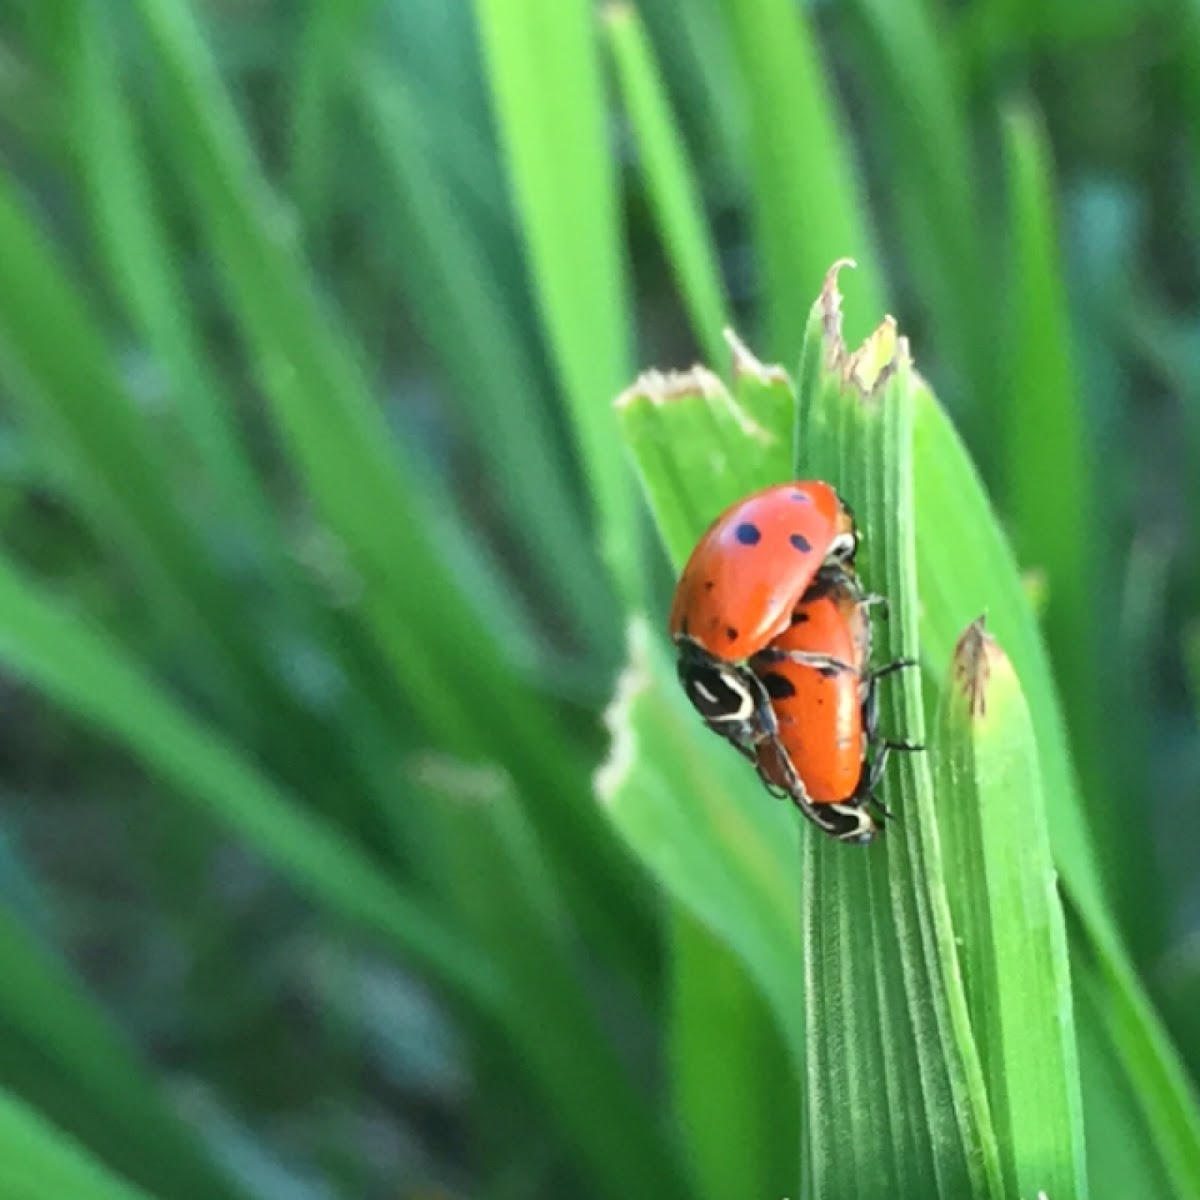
613, 272, 1006, 1198
0, 908, 249, 1200
422, 768, 690, 1200
603, 2, 731, 366
616, 352, 793, 563
1076, 967, 1178, 1199
713, 0, 886, 355
669, 908, 797, 1200
1071, 906, 1200, 1197
0, 1088, 155, 1200
797, 274, 1001, 1199
0, 160, 382, 804
611, 264, 1122, 1198
844, 0, 994, 446
473, 0, 640, 599
1000, 105, 1116, 889
287, 0, 376, 239
911, 382, 1108, 925
934, 620, 1086, 1200
67, 11, 280, 562
122, 0, 500, 700
0, 173, 250, 713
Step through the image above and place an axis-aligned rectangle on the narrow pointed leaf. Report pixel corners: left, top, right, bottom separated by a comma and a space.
934, 620, 1085, 1200
796, 271, 1002, 1200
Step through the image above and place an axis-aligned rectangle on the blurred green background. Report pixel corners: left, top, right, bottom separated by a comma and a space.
2, 0, 1200, 1197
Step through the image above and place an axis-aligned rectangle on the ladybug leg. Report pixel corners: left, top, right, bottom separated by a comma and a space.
861, 656, 921, 746
857, 656, 924, 825
860, 738, 923, 821
868, 656, 918, 682
860, 592, 890, 618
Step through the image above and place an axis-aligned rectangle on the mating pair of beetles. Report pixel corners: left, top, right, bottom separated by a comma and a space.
669, 481, 918, 845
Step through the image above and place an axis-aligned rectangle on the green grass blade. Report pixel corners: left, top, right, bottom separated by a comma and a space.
28, 9, 442, 808
934, 620, 1085, 1200
287, 0, 375, 238
1000, 101, 1097, 678
611, 264, 1132, 1198
0, 550, 501, 1015
713, 0, 886, 355
669, 908, 797, 1200
603, 2, 731, 366
67, 10, 280, 561
354, 63, 614, 653
796, 278, 1001, 1199
422, 769, 689, 1200
1076, 968, 1178, 1199
121, 0, 598, 755
473, 0, 640, 600
0, 1088, 156, 1200
0, 908, 249, 1200
1000, 105, 1115, 885
633, 0, 747, 188
1071, 906, 1200, 1197
845, 0, 994, 445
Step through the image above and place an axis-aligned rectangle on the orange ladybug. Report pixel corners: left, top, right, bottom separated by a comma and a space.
753, 566, 918, 843
670, 482, 858, 758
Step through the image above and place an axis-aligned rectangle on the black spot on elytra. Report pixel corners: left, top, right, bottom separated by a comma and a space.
725, 625, 739, 642
789, 533, 812, 553
703, 580, 715, 591
762, 672, 796, 699
790, 610, 810, 625
735, 522, 761, 545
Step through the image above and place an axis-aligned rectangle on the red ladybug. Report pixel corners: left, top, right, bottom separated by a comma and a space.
752, 566, 918, 844
670, 482, 858, 756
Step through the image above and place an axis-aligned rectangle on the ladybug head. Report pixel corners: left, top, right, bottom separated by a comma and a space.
676, 650, 756, 724
827, 527, 858, 567
812, 802, 878, 846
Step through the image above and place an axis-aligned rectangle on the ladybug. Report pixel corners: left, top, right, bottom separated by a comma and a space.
752, 565, 919, 844
670, 481, 859, 755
